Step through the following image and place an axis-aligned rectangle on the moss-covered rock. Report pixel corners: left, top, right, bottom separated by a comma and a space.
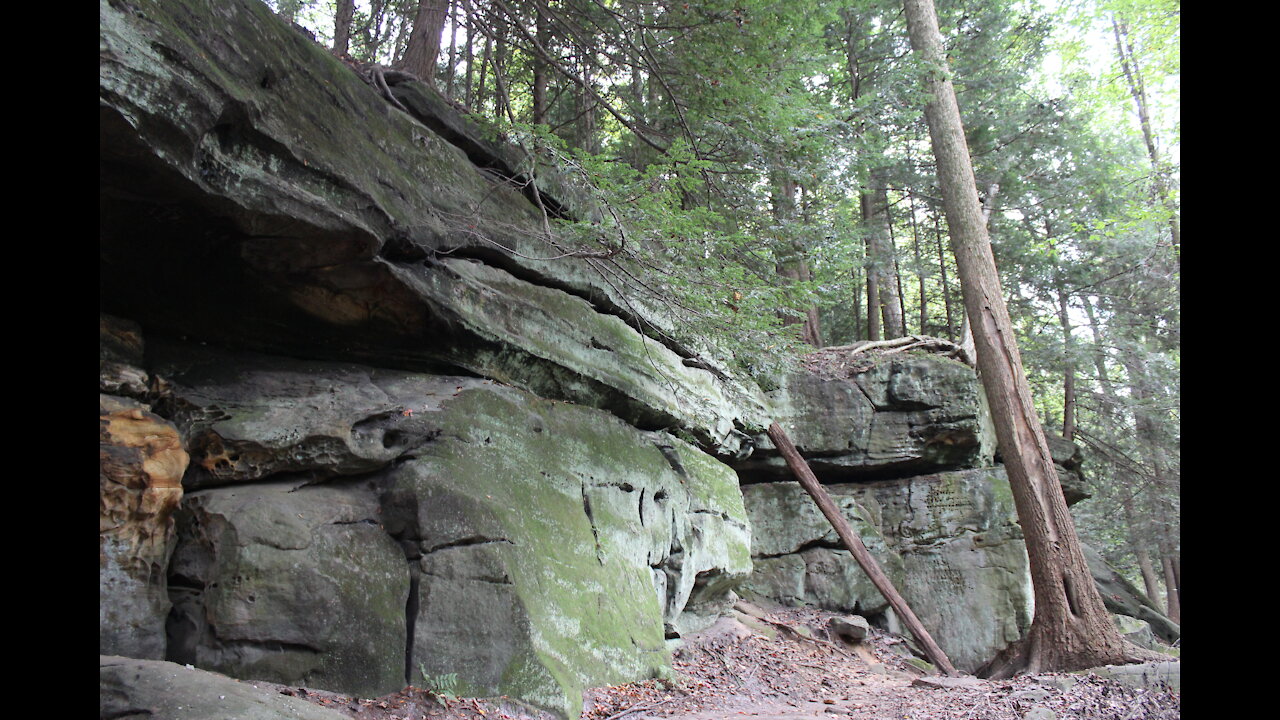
382, 384, 751, 717
150, 343, 750, 716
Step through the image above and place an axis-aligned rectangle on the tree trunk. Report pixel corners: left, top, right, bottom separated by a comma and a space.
532, 3, 549, 125
767, 423, 957, 676
1121, 494, 1163, 607
902, 0, 1137, 677
463, 0, 475, 106
862, 171, 905, 339
1160, 551, 1180, 623
1048, 227, 1076, 441
908, 193, 929, 335
1086, 298, 1168, 610
772, 173, 822, 347
1111, 16, 1179, 259
933, 210, 954, 340
865, 251, 881, 341
444, 3, 458, 97
851, 263, 863, 342
893, 254, 909, 337
493, 29, 512, 122
333, 0, 355, 56
476, 35, 491, 112
399, 0, 451, 83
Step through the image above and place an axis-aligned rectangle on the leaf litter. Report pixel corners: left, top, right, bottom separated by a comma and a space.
272, 603, 1179, 720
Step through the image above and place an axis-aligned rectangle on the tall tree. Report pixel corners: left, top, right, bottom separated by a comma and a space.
900, 0, 1146, 676
399, 0, 451, 83
861, 171, 905, 339
1109, 11, 1179, 259
333, 0, 355, 56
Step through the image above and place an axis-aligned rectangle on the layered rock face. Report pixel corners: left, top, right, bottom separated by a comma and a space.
99, 0, 1058, 714
739, 468, 1032, 673
149, 342, 749, 714
727, 357, 1031, 673
99, 0, 767, 461
100, 0, 757, 714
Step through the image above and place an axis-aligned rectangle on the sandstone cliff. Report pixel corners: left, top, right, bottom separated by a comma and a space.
98, 1, 1118, 717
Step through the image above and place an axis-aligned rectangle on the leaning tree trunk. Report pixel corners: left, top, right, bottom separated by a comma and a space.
902, 0, 1140, 677
1160, 544, 1180, 623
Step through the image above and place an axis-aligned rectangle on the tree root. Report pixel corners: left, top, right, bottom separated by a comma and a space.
353, 63, 411, 114
977, 636, 1170, 680
823, 335, 969, 361
802, 335, 973, 378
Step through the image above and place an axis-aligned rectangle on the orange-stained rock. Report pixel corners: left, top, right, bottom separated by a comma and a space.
100, 394, 189, 659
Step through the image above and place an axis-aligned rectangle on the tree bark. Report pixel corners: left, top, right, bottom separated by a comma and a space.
902, 0, 1136, 677
532, 3, 549, 125
767, 423, 957, 676
850, 263, 863, 341
773, 173, 822, 347
1121, 491, 1163, 607
933, 210, 954, 340
865, 255, 881, 341
1047, 225, 1076, 441
399, 0, 451, 83
333, 0, 355, 56
444, 3, 458, 97
908, 193, 929, 335
463, 0, 475, 106
1160, 552, 1180, 623
862, 171, 905, 339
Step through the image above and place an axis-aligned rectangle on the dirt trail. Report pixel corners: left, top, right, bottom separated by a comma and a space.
281, 603, 1180, 720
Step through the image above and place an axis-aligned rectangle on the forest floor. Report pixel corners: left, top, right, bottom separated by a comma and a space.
274, 603, 1180, 720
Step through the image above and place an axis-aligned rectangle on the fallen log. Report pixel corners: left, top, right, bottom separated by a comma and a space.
766, 421, 960, 676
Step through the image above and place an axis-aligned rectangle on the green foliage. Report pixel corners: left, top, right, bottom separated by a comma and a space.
495, 120, 816, 374
419, 667, 461, 699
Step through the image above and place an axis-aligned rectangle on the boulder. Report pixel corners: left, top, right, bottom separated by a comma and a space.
377, 383, 752, 718
735, 355, 995, 481
150, 342, 751, 716
829, 615, 871, 643
1081, 660, 1180, 692
100, 655, 350, 720
165, 480, 410, 699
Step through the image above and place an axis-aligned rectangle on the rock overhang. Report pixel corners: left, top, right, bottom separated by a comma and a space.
100, 0, 769, 462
